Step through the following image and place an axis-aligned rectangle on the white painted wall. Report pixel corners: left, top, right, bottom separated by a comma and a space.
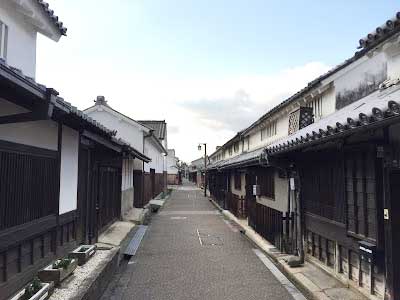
256, 171, 288, 212
0, 0, 37, 77
230, 173, 246, 197
84, 107, 146, 171
0, 98, 58, 150
167, 155, 178, 174
144, 137, 165, 173
59, 125, 79, 214
121, 158, 134, 190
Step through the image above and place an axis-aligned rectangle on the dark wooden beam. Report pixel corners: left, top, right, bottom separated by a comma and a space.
82, 130, 121, 153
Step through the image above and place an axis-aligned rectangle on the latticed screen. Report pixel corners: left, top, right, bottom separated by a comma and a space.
288, 107, 314, 135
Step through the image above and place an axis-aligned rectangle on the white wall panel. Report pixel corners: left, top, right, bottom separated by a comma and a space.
59, 126, 79, 214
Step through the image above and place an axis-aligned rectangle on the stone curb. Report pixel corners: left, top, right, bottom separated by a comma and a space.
71, 247, 120, 300
208, 197, 317, 300
70, 224, 139, 300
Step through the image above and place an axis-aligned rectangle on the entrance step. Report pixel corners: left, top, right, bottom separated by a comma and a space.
123, 225, 148, 257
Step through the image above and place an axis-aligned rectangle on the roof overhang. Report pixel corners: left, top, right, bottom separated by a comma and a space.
267, 84, 400, 156
11, 0, 66, 41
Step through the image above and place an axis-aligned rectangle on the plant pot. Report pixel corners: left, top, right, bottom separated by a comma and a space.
9, 281, 53, 300
38, 259, 78, 286
69, 245, 96, 265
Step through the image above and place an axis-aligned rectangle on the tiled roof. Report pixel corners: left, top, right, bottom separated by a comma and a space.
0, 59, 151, 162
36, 0, 67, 35
266, 83, 400, 156
138, 120, 167, 140
358, 12, 400, 50
208, 147, 265, 170
242, 12, 400, 137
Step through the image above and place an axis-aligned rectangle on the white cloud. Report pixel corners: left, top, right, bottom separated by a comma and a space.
36, 2, 330, 163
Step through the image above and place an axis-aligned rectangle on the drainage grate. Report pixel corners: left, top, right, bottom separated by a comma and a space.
124, 225, 148, 257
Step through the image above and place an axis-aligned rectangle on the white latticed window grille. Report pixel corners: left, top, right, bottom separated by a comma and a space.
261, 121, 277, 140
307, 96, 323, 119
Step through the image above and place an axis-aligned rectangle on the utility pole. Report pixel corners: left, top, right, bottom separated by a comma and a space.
198, 143, 207, 197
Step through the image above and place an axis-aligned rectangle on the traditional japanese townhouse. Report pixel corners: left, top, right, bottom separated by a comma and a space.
209, 11, 400, 300
264, 13, 400, 300
166, 149, 180, 185
138, 120, 168, 195
85, 99, 167, 209
0, 2, 150, 299
189, 157, 205, 187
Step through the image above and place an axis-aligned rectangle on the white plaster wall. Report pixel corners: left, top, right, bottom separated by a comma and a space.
256, 171, 288, 212
85, 109, 144, 151
59, 126, 79, 214
0, 99, 58, 149
320, 87, 336, 118
230, 173, 246, 197
144, 139, 165, 173
385, 42, 400, 80
0, 1, 37, 78
122, 158, 134, 190
167, 155, 178, 174
85, 108, 147, 171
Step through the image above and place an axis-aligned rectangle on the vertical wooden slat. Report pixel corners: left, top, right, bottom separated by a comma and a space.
348, 249, 352, 280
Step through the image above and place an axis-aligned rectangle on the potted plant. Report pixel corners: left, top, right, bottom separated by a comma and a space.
69, 244, 96, 265
9, 277, 53, 300
38, 257, 77, 286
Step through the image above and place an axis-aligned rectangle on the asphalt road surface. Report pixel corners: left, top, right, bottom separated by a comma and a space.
101, 182, 305, 300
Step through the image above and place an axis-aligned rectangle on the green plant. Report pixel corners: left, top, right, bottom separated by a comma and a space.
20, 277, 42, 300
52, 258, 72, 269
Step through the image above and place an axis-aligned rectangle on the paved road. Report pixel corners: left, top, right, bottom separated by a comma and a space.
101, 182, 303, 300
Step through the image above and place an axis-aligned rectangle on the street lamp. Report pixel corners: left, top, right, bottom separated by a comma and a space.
198, 143, 207, 197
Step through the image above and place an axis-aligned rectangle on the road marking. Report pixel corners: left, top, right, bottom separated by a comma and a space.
159, 210, 219, 215
196, 229, 203, 246
170, 216, 187, 220
222, 219, 239, 232
253, 249, 307, 300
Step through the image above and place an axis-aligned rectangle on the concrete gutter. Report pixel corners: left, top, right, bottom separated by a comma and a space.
49, 221, 139, 300
208, 198, 369, 300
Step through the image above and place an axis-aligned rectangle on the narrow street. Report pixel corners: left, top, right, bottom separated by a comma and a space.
101, 182, 305, 300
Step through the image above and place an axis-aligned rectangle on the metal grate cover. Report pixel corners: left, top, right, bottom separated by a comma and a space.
124, 225, 148, 257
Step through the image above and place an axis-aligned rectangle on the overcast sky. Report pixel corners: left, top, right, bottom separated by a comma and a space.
37, 0, 399, 163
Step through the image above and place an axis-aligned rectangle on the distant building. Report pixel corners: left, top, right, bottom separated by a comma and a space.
85, 97, 168, 209
166, 149, 180, 185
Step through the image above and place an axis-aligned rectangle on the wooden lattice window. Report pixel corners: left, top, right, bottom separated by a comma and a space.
302, 153, 345, 222
234, 173, 241, 190
0, 141, 59, 231
257, 168, 275, 199
345, 150, 377, 240
288, 107, 314, 135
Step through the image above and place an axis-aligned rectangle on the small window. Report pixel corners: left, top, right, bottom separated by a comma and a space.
229, 147, 233, 155
234, 142, 239, 153
261, 121, 277, 141
234, 173, 241, 190
257, 168, 275, 199
0, 21, 8, 61
307, 96, 323, 119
